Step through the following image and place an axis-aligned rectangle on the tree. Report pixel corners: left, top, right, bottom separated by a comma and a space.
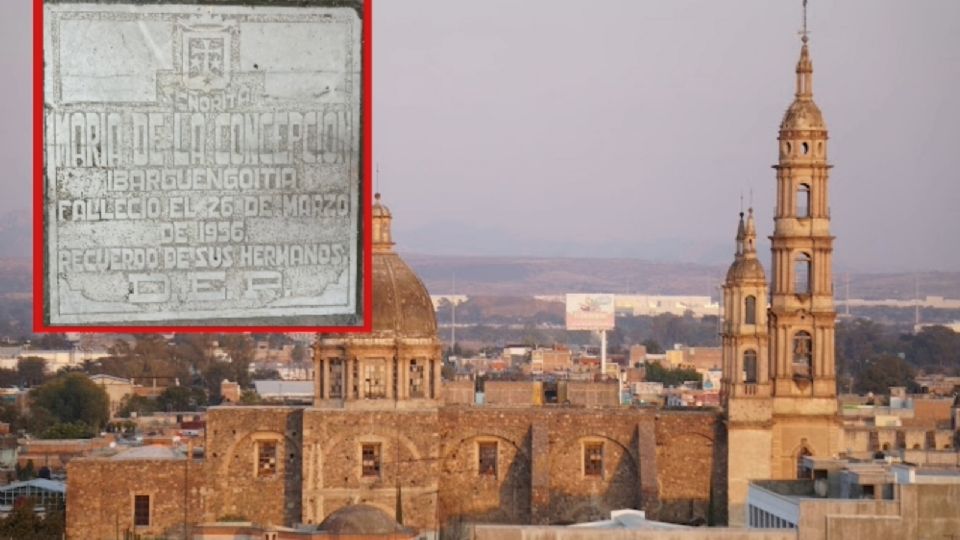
0, 495, 65, 538
0, 497, 41, 537
902, 325, 960, 374
40, 421, 95, 439
643, 361, 701, 388
29, 333, 72, 350
157, 385, 206, 412
291, 342, 309, 364
117, 394, 159, 418
253, 368, 281, 380
220, 335, 255, 388
31, 373, 109, 434
641, 339, 664, 355
0, 368, 19, 388
202, 362, 236, 403
17, 357, 47, 387
15, 460, 34, 481
855, 355, 918, 395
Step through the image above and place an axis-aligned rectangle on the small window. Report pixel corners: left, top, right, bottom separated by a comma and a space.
361, 443, 381, 478
744, 295, 757, 325
364, 359, 386, 398
801, 142, 809, 155
794, 253, 811, 294
478, 442, 497, 476
796, 447, 812, 479
743, 350, 758, 384
409, 359, 425, 398
134, 494, 150, 527
796, 184, 811, 217
584, 442, 603, 477
329, 359, 343, 399
257, 441, 278, 477
792, 331, 813, 378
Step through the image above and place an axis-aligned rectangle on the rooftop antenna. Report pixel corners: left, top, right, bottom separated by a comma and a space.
914, 274, 921, 329
739, 192, 744, 213
376, 162, 381, 195
451, 272, 457, 356
844, 273, 850, 316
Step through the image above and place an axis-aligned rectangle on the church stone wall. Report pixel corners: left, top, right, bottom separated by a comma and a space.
67, 406, 727, 538
437, 407, 723, 532
202, 406, 304, 526
66, 458, 203, 539
301, 408, 441, 531
655, 412, 725, 524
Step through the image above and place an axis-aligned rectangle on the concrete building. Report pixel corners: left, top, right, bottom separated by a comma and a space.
747, 456, 960, 538
530, 348, 572, 375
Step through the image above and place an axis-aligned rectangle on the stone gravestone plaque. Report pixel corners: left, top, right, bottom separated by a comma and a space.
42, 2, 363, 327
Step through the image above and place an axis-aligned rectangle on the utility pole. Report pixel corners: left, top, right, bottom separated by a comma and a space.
451, 272, 456, 358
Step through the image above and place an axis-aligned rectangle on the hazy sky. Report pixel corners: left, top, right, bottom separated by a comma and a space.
3, 1, 959, 272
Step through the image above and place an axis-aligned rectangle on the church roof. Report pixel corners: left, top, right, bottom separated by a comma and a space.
781, 98, 826, 132
367, 194, 437, 340
780, 40, 826, 132
726, 257, 766, 283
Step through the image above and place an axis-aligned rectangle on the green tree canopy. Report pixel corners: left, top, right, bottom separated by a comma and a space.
156, 385, 206, 412
17, 357, 47, 387
643, 361, 701, 388
855, 355, 918, 395
31, 373, 109, 434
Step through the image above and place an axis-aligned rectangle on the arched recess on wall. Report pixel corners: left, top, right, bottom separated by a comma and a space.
441, 431, 529, 472
217, 430, 302, 478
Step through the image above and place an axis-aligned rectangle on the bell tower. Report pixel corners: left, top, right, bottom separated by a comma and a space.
722, 209, 773, 526
767, 15, 842, 481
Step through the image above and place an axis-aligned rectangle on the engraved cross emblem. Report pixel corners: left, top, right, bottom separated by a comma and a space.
188, 37, 225, 78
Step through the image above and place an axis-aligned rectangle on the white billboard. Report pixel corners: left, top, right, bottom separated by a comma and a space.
565, 294, 615, 331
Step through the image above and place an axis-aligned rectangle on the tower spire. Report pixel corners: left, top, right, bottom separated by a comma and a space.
743, 208, 757, 257
801, 0, 809, 43
735, 211, 746, 257
795, 1, 813, 99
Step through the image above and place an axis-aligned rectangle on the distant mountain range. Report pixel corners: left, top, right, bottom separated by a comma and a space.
404, 253, 960, 301
0, 206, 955, 301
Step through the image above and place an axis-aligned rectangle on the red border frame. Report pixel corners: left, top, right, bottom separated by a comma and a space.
33, 0, 373, 334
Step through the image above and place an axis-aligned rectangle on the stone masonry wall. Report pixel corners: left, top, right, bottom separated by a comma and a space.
301, 407, 441, 531
202, 406, 304, 525
66, 458, 203, 539
67, 405, 725, 538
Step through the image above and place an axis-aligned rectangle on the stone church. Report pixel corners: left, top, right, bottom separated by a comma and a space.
67, 193, 723, 538
65, 20, 952, 540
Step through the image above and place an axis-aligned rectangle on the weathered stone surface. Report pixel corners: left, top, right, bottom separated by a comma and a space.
66, 406, 725, 538
43, 2, 362, 326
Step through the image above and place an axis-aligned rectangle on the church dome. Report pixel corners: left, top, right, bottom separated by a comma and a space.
726, 257, 766, 283
780, 40, 826, 132
370, 194, 437, 339
780, 98, 826, 131
372, 252, 437, 338
319, 504, 413, 535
